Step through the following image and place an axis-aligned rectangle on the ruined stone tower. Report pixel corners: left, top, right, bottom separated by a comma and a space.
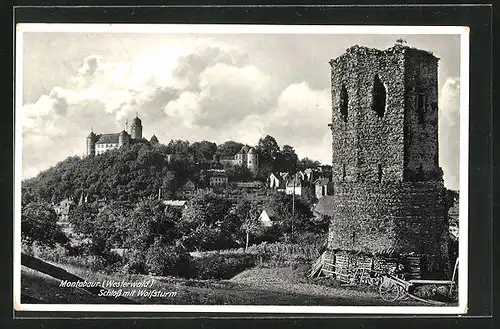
327, 44, 450, 278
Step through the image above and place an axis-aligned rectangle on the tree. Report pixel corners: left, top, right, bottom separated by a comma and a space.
264, 193, 314, 239
68, 202, 100, 239
68, 200, 135, 254
256, 135, 280, 166
166, 139, 191, 156
216, 141, 245, 157
297, 157, 321, 171
21, 202, 68, 247
276, 145, 298, 173
231, 200, 263, 251
225, 164, 253, 182
178, 192, 235, 251
126, 199, 178, 253
161, 171, 177, 199
190, 141, 217, 162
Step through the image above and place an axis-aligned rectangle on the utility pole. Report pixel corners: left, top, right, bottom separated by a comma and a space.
291, 173, 295, 243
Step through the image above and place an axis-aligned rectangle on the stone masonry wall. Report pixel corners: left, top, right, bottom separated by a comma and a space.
330, 45, 441, 184
327, 181, 449, 258
330, 46, 406, 184
403, 50, 441, 180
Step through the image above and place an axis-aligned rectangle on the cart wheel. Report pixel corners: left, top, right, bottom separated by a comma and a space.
379, 279, 400, 302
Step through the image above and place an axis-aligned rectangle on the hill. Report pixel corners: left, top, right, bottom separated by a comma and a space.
22, 135, 324, 206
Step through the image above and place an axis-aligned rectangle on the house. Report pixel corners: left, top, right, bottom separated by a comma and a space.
209, 171, 228, 187
257, 209, 276, 227
314, 177, 334, 199
304, 168, 318, 182
268, 172, 286, 190
279, 172, 291, 181
163, 200, 188, 210
285, 175, 308, 197
176, 179, 197, 197
53, 198, 74, 223
296, 171, 306, 181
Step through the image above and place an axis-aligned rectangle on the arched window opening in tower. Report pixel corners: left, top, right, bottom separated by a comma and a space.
377, 164, 383, 183
371, 74, 386, 118
342, 163, 346, 181
339, 85, 348, 122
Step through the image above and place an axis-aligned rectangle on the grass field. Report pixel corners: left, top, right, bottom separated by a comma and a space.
21, 260, 429, 306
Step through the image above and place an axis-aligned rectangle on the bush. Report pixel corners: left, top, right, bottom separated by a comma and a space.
144, 239, 193, 277
123, 249, 146, 274
32, 242, 68, 261
193, 253, 256, 279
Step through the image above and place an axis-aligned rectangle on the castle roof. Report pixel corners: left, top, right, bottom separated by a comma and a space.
131, 116, 142, 126
248, 147, 255, 154
239, 145, 250, 154
96, 133, 120, 144
150, 134, 159, 143
119, 130, 128, 136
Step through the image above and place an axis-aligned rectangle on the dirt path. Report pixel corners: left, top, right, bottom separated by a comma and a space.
230, 266, 425, 306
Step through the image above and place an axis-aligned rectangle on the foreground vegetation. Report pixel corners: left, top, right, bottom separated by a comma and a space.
22, 257, 426, 306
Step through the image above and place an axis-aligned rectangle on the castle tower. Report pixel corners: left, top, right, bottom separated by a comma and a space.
130, 115, 142, 140
247, 147, 259, 173
86, 131, 96, 156
327, 45, 450, 278
119, 130, 130, 148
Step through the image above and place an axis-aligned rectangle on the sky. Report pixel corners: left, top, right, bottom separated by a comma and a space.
19, 27, 462, 190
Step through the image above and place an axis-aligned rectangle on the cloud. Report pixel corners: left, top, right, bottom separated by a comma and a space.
20, 42, 279, 178
262, 82, 332, 164
438, 77, 460, 190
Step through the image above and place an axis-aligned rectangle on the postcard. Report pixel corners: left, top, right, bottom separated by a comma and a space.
14, 23, 469, 314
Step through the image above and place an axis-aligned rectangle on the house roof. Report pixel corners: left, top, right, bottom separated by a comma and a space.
286, 176, 304, 187
314, 196, 336, 217
163, 200, 187, 207
280, 172, 290, 180
260, 208, 278, 219
314, 177, 330, 185
96, 133, 120, 144
269, 172, 283, 180
210, 171, 227, 177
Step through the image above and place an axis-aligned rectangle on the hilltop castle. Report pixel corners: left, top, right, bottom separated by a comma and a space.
86, 115, 159, 156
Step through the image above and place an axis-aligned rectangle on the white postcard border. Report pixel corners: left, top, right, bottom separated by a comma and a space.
14, 23, 470, 314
